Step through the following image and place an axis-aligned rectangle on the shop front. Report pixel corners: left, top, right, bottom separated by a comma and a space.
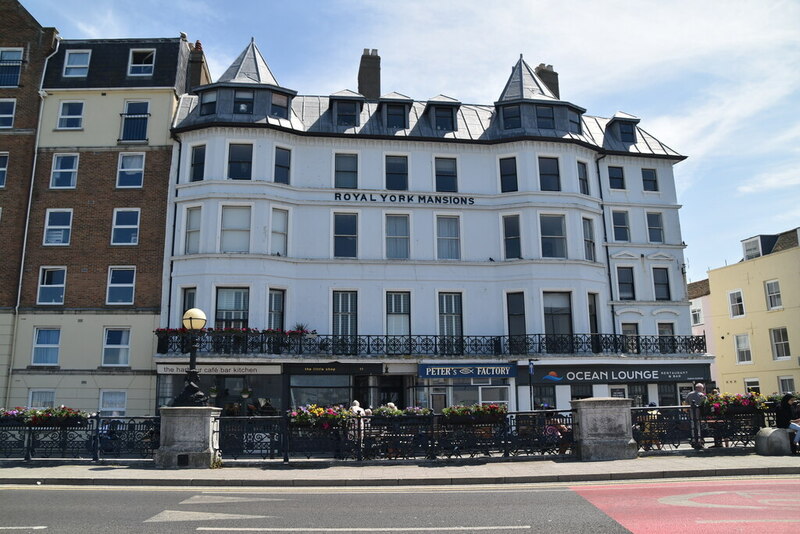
413, 362, 517, 412
519, 360, 712, 410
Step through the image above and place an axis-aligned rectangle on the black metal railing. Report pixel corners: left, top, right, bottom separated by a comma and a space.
118, 113, 149, 142
214, 410, 575, 461
631, 406, 774, 451
0, 60, 22, 86
156, 331, 706, 358
0, 415, 159, 461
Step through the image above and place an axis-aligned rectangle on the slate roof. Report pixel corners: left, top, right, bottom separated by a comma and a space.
687, 279, 710, 300
43, 38, 188, 93
742, 228, 800, 257
496, 56, 556, 102
218, 38, 278, 86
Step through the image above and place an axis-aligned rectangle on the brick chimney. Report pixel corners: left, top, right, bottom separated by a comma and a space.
358, 48, 381, 100
535, 63, 559, 99
186, 40, 211, 90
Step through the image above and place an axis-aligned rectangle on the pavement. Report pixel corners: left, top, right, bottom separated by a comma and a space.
0, 450, 798, 487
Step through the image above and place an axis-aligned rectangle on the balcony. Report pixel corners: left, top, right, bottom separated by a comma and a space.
155, 331, 707, 358
0, 60, 22, 87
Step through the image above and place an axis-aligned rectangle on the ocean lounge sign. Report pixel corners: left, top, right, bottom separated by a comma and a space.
529, 364, 710, 384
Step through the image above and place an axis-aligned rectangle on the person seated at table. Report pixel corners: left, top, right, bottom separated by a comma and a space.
776, 393, 800, 454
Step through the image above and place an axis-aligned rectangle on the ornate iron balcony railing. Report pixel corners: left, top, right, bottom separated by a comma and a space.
155, 331, 706, 358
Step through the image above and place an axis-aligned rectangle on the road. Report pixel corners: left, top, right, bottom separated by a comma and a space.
0, 477, 798, 533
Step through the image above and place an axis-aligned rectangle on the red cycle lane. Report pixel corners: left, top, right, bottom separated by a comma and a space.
572, 479, 800, 534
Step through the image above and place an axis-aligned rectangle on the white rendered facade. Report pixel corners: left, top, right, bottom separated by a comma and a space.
157, 44, 709, 412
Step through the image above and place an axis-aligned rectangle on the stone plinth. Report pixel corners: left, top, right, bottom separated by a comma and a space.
755, 427, 793, 456
154, 406, 222, 469
571, 397, 638, 461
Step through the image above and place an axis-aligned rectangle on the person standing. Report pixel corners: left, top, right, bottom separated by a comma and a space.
684, 383, 706, 449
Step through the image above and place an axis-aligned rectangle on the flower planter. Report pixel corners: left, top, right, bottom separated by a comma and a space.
443, 414, 504, 424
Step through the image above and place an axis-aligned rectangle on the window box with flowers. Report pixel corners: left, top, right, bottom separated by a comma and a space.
441, 403, 508, 424
0, 406, 91, 427
702, 391, 768, 416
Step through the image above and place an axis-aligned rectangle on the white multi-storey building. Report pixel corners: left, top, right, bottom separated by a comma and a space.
156, 42, 710, 413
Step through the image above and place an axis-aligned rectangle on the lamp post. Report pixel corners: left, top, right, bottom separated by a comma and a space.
173, 308, 209, 407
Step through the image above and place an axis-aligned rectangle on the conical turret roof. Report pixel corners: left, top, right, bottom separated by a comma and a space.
497, 55, 556, 102
218, 38, 279, 85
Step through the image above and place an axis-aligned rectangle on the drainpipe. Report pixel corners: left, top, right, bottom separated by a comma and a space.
594, 153, 617, 336
4, 34, 61, 406
165, 129, 182, 330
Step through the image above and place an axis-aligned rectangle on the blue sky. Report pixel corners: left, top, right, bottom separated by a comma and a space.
23, 0, 800, 282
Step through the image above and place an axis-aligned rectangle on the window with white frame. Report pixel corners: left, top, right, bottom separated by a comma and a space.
228, 143, 253, 180
0, 152, 7, 187
128, 49, 155, 75
117, 153, 144, 188
63, 50, 90, 77
334, 213, 358, 258
38, 267, 66, 304
386, 155, 408, 191
503, 215, 521, 259
729, 290, 745, 317
111, 209, 140, 245
268, 289, 285, 330
57, 101, 83, 129
653, 267, 671, 301
499, 157, 518, 193
438, 293, 463, 336
647, 212, 664, 243
540, 214, 566, 258
735, 334, 752, 363
106, 267, 135, 305
274, 147, 291, 184
116, 153, 144, 187
386, 214, 409, 259
120, 101, 149, 142
50, 154, 78, 188
271, 93, 289, 119
743, 238, 761, 260
182, 287, 196, 313
765, 280, 782, 310
32, 328, 60, 365
743, 378, 760, 394
43, 209, 72, 245
770, 327, 790, 359
335, 153, 358, 189
190, 145, 206, 182
538, 157, 560, 191
778, 376, 796, 395
578, 161, 589, 195
612, 211, 630, 242
99, 391, 127, 417
435, 157, 457, 192
220, 206, 251, 253
582, 218, 595, 261
617, 267, 635, 301
29, 390, 56, 408
387, 291, 411, 337
199, 91, 216, 115
185, 206, 201, 254
0, 99, 15, 128
436, 215, 460, 260
103, 328, 130, 366
691, 307, 702, 326
216, 288, 249, 328
271, 208, 288, 256
333, 291, 358, 337
0, 48, 23, 86
642, 168, 659, 191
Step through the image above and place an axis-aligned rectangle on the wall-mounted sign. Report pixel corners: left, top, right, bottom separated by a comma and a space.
284, 363, 383, 375
157, 364, 280, 375
418, 363, 517, 379
527, 363, 710, 384
334, 192, 475, 205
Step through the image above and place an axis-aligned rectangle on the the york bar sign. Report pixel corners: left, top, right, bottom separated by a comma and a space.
334, 192, 475, 205
418, 363, 516, 378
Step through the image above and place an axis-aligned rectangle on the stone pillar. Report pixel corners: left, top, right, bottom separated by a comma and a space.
154, 406, 222, 469
571, 397, 638, 461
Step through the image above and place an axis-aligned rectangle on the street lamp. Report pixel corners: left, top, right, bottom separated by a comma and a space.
173, 308, 209, 407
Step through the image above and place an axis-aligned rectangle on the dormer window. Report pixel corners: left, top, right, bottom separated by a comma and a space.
234, 90, 254, 114
568, 110, 581, 134
199, 91, 216, 115
502, 105, 521, 130
386, 104, 407, 129
271, 93, 289, 119
536, 106, 555, 129
63, 50, 90, 77
434, 106, 454, 131
337, 101, 358, 126
619, 122, 636, 143
743, 238, 761, 260
128, 49, 155, 76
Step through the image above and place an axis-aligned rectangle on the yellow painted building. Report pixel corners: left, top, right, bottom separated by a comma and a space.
708, 228, 799, 395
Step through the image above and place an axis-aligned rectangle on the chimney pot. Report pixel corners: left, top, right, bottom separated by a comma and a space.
535, 63, 560, 99
363, 48, 370, 55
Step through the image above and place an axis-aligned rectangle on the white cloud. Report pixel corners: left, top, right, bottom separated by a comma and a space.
737, 164, 800, 194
